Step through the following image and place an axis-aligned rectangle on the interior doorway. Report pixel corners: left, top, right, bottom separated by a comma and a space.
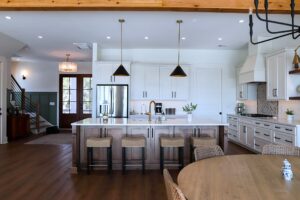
59, 74, 92, 128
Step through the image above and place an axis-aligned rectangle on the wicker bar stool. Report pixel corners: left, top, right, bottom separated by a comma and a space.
160, 136, 185, 173
86, 136, 112, 174
190, 135, 217, 162
122, 136, 146, 174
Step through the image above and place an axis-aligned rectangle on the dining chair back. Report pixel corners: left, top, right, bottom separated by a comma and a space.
194, 145, 224, 161
163, 169, 186, 200
262, 144, 299, 156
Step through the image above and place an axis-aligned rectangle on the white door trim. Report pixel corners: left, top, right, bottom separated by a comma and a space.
0, 61, 4, 143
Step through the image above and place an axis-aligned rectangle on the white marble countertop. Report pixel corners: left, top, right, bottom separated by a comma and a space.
228, 114, 300, 127
71, 118, 228, 127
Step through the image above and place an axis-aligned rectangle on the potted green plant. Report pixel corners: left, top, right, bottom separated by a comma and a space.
286, 109, 294, 121
182, 103, 197, 122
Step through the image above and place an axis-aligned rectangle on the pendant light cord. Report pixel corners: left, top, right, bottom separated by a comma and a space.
177, 20, 182, 66
119, 19, 124, 65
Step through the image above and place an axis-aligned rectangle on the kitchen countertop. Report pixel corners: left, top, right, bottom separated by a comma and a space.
228, 114, 300, 126
71, 117, 228, 127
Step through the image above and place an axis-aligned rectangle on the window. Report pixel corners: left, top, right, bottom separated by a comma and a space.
83, 77, 92, 114
62, 77, 77, 114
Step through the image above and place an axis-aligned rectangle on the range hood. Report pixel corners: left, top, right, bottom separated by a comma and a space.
239, 39, 272, 84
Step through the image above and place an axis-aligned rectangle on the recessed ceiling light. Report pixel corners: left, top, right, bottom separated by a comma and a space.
38, 35, 43, 39
239, 19, 245, 23
218, 37, 223, 41
106, 36, 111, 39
181, 37, 186, 40
144, 36, 149, 40
5, 16, 12, 20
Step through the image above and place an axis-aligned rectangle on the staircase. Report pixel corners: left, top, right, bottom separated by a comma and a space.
9, 75, 52, 134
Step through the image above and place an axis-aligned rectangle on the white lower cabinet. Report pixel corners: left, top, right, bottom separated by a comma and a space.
227, 115, 298, 153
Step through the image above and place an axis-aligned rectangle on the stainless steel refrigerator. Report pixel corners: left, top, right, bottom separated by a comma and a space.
96, 84, 128, 118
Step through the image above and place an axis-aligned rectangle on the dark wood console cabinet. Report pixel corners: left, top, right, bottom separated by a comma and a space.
7, 114, 30, 141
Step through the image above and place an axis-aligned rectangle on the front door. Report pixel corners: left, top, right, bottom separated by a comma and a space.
59, 74, 92, 128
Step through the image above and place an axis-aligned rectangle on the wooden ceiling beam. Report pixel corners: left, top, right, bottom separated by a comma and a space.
0, 0, 299, 13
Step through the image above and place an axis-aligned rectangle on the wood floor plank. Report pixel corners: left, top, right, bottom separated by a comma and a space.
0, 135, 253, 200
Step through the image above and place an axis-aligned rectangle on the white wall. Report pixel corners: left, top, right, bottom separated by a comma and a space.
0, 56, 8, 144
11, 60, 92, 92
94, 47, 248, 121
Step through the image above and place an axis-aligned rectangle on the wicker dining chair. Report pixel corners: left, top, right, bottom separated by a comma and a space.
194, 145, 224, 161
163, 169, 186, 200
262, 144, 300, 156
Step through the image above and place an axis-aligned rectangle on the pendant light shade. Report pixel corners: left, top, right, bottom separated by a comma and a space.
170, 65, 187, 77
170, 20, 187, 77
113, 64, 129, 76
113, 19, 130, 76
59, 54, 77, 73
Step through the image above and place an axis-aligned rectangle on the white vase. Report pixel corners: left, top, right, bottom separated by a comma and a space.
187, 113, 192, 122
287, 115, 294, 122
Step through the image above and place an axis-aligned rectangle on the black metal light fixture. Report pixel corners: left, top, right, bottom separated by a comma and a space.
170, 20, 187, 77
113, 19, 130, 76
249, 0, 300, 45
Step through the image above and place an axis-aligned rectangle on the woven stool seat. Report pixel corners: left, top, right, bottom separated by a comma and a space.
86, 137, 112, 148
191, 136, 217, 147
122, 136, 146, 148
160, 136, 184, 148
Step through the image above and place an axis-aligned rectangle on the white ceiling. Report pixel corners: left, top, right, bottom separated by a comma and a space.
0, 11, 299, 61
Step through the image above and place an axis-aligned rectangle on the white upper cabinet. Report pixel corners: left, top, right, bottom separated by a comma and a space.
266, 50, 290, 100
93, 61, 130, 85
131, 63, 160, 100
159, 65, 190, 100
236, 68, 257, 100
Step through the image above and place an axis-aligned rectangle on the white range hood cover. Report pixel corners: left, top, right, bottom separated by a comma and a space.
239, 39, 273, 84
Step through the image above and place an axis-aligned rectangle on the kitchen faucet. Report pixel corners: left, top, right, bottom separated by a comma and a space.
147, 100, 156, 121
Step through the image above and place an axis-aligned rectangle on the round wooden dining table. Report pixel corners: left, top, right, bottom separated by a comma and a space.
177, 154, 300, 200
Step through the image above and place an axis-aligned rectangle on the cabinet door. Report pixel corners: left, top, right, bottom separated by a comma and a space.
127, 126, 151, 164
144, 66, 160, 99
131, 64, 145, 99
93, 63, 113, 84
172, 66, 190, 100
246, 126, 254, 148
239, 123, 247, 145
159, 66, 173, 99
266, 55, 278, 100
276, 52, 287, 100
190, 68, 222, 122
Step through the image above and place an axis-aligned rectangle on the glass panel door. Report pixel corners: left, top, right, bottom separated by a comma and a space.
59, 74, 92, 128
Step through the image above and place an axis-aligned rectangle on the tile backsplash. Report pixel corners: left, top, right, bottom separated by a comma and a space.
257, 83, 278, 116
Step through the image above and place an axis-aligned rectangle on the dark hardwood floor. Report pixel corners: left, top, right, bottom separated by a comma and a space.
0, 135, 253, 200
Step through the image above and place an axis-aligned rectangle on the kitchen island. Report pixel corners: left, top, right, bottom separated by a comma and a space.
71, 118, 228, 173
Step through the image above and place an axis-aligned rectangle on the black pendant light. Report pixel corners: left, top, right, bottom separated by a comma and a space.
170, 20, 187, 77
113, 19, 130, 76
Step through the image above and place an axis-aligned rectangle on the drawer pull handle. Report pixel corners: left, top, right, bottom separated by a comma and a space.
285, 128, 293, 132
275, 126, 280, 129
255, 131, 260, 134
285, 140, 293, 144
255, 144, 260, 147
233, 135, 237, 138
255, 122, 260, 125
263, 134, 270, 137
264, 124, 270, 127
274, 137, 281, 140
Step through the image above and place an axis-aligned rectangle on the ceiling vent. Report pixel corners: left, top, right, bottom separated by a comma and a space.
73, 43, 91, 50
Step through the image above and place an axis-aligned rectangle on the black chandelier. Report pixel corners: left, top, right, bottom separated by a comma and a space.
249, 0, 300, 45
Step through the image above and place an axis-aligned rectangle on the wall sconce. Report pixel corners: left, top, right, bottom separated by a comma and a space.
21, 70, 28, 80
293, 45, 300, 70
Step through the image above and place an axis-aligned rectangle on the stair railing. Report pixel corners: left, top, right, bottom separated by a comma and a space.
10, 75, 41, 134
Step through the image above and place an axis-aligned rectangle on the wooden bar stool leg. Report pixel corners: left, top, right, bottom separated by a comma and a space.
179, 147, 184, 170
107, 147, 112, 173
160, 147, 164, 174
122, 147, 126, 174
190, 145, 194, 163
91, 147, 94, 171
87, 147, 91, 175
142, 147, 145, 174
109, 147, 112, 173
